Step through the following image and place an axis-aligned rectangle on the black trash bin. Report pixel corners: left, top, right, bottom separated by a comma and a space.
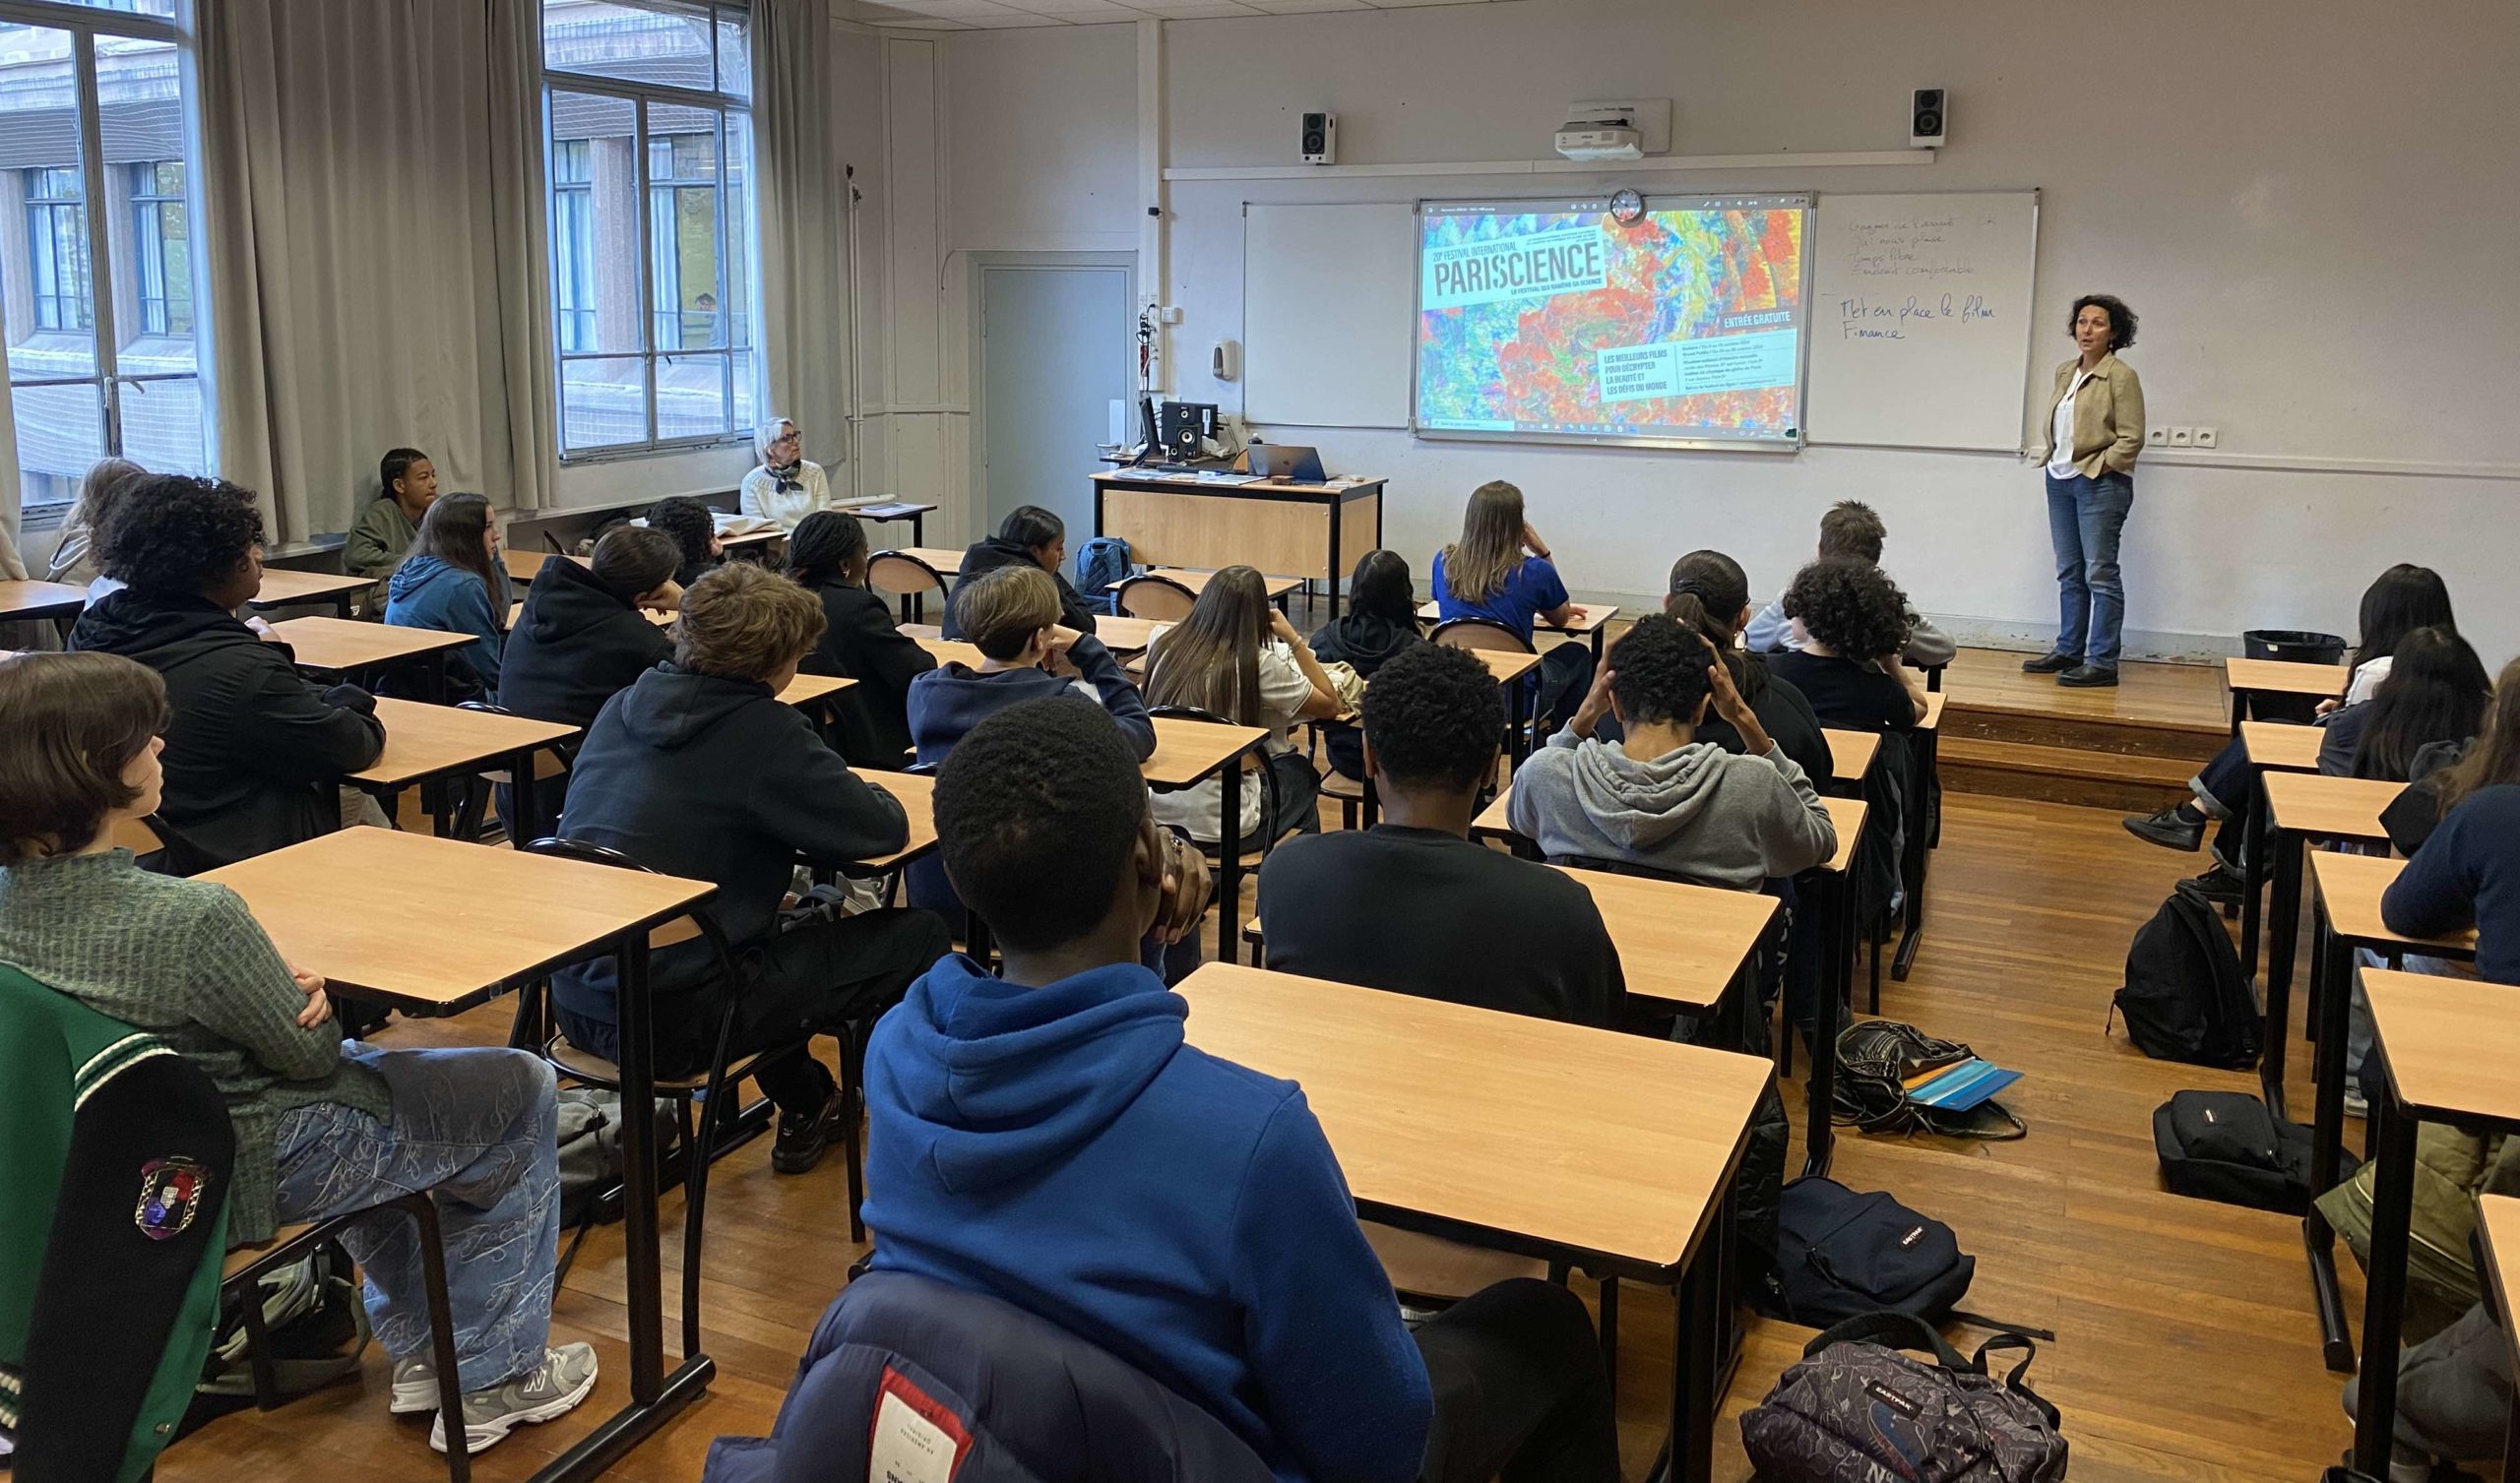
2240, 628, 2349, 721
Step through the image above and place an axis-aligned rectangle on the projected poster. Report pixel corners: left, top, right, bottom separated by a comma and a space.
1415, 194, 1811, 448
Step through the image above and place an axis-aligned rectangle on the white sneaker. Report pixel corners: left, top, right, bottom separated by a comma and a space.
390, 1356, 438, 1415
429, 1343, 599, 1453
2345, 1087, 2370, 1119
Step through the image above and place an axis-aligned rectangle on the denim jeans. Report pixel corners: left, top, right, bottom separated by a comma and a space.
272, 1044, 559, 1392
2044, 469, 2134, 668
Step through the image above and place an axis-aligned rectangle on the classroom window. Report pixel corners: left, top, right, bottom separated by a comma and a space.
0, 6, 208, 512
541, 0, 754, 458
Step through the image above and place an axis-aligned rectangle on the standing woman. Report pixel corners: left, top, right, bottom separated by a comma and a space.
740, 417, 832, 532
2025, 294, 2145, 688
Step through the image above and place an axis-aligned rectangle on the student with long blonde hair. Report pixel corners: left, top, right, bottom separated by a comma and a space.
1144, 566, 1341, 847
1429, 479, 1593, 725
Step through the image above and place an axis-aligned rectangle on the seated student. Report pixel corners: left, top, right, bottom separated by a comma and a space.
863, 695, 1620, 1483
1144, 564, 1342, 849
2320, 627, 2490, 782
554, 563, 951, 1174
68, 475, 387, 866
44, 456, 149, 594
1665, 549, 1833, 784
2125, 563, 2460, 889
1260, 645, 1622, 1027
941, 504, 1100, 640
1429, 479, 1593, 725
1511, 614, 1837, 890
499, 525, 682, 824
0, 652, 591, 1454
2383, 772, 2520, 988
908, 564, 1152, 766
1765, 559, 1930, 732
1308, 547, 1425, 782
646, 495, 724, 590
345, 447, 438, 582
788, 509, 937, 769
1743, 499, 1955, 669
2386, 657, 2520, 859
384, 492, 511, 702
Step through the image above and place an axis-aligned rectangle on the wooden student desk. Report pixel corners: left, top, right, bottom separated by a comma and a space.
350, 699, 581, 844
1144, 716, 1273, 964
891, 546, 968, 578
1176, 962, 1767, 1483
503, 548, 593, 584
905, 615, 1161, 656
203, 827, 718, 1479
2296, 853, 2480, 1374
2474, 1194, 2520, 1481
2225, 655, 2349, 735
0, 578, 89, 637
2234, 724, 2348, 980
849, 500, 936, 549
2252, 772, 2407, 1106
1892, 692, 1948, 984
2240, 719, 2324, 772
778, 671, 855, 717
1133, 566, 1305, 610
1823, 728, 1880, 793
248, 567, 372, 617
1418, 599, 1621, 663
263, 616, 475, 703
1094, 469, 1383, 620
2353, 967, 2520, 1477
854, 772, 938, 872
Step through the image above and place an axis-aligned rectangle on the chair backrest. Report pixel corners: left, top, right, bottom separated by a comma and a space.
1430, 616, 1534, 654
698, 1270, 1273, 1483
1113, 574, 1197, 623
867, 551, 949, 601
523, 837, 741, 973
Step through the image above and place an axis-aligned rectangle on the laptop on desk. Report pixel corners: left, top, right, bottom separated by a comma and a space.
1245, 444, 1327, 482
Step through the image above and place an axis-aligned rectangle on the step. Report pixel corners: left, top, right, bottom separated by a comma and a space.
1941, 699, 2226, 767
1939, 736, 2194, 814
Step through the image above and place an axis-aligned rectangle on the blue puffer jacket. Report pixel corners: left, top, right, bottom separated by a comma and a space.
701, 1271, 1273, 1483
384, 554, 506, 699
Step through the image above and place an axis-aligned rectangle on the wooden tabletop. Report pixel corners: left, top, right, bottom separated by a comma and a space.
891, 547, 969, 576
1177, 962, 1769, 1273
851, 501, 936, 520
779, 672, 855, 709
855, 772, 938, 870
249, 568, 373, 608
203, 828, 713, 1016
1474, 648, 1543, 687
0, 579, 90, 620
1548, 864, 1778, 1013
1144, 714, 1270, 788
2364, 967, 2520, 1121
349, 699, 580, 786
2264, 771, 2404, 840
2227, 655, 2351, 699
1917, 691, 1947, 732
1821, 795, 1868, 875
720, 527, 784, 550
1825, 728, 1881, 782
503, 548, 591, 583
1417, 600, 1617, 637
912, 635, 987, 669
264, 616, 475, 672
2241, 719, 2325, 772
1142, 567, 1303, 602
2310, 850, 2479, 954
2478, 1195, 2520, 1385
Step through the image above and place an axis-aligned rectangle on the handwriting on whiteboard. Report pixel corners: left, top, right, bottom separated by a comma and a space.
1835, 293, 1999, 340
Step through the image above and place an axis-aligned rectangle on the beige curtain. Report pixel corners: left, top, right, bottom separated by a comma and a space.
197, 0, 555, 542
751, 0, 851, 473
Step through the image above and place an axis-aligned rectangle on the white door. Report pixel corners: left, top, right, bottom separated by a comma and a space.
977, 263, 1130, 545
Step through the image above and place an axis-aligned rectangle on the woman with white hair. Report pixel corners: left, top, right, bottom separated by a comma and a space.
739, 416, 832, 532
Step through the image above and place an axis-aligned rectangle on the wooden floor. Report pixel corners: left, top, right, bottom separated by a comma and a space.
156, 781, 2393, 1483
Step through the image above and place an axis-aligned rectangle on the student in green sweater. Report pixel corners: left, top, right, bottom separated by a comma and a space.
345, 446, 438, 580
0, 651, 592, 1456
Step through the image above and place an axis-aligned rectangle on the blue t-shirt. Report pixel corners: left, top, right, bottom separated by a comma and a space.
1430, 549, 1568, 642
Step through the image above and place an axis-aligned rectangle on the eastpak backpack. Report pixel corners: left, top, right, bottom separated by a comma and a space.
2110, 878, 2262, 1069
1741, 1312, 2068, 1483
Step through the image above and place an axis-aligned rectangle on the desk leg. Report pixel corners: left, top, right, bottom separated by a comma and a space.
2268, 830, 2305, 1050
2239, 772, 2268, 982
1219, 762, 1244, 966
2305, 908, 2356, 1372
1509, 674, 1532, 773
1804, 872, 1846, 1180
509, 748, 540, 848
1660, 1251, 1718, 1483
2352, 1087, 2420, 1478
1892, 727, 1935, 981
424, 653, 449, 707
2231, 689, 2248, 739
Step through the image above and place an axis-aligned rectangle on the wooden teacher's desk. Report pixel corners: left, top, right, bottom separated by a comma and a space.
1093, 468, 1384, 620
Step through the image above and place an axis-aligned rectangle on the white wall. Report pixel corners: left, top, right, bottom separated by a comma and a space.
876, 0, 2520, 662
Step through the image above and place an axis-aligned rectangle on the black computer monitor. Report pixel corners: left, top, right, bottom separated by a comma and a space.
1158, 401, 1219, 460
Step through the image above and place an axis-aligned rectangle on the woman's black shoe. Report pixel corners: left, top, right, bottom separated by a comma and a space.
2020, 651, 2077, 674
2058, 664, 2120, 687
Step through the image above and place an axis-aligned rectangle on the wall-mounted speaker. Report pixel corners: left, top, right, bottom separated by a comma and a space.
1910, 89, 1946, 149
1300, 111, 1337, 165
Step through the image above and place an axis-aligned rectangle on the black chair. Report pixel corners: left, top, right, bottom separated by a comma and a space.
867, 550, 951, 625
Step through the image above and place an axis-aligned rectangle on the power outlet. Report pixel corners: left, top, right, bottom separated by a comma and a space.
2146, 427, 2169, 447
2194, 426, 2219, 449
2168, 426, 2196, 448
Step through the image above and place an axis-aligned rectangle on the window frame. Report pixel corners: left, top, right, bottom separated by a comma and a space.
128, 157, 188, 336
540, 0, 754, 464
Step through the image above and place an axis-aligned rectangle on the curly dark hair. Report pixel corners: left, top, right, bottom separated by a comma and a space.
1606, 613, 1716, 728
1359, 645, 1499, 792
936, 694, 1149, 953
646, 497, 718, 571
1782, 559, 1914, 660
98, 473, 264, 597
2069, 293, 2137, 350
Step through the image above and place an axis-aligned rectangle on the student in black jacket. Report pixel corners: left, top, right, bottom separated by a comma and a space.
67, 475, 386, 866
553, 563, 952, 1174
498, 525, 683, 825
787, 510, 937, 769
1663, 549, 1833, 784
1307, 548, 1424, 782
646, 495, 724, 590
940, 505, 1099, 640
1765, 559, 1929, 734
1259, 644, 1624, 1028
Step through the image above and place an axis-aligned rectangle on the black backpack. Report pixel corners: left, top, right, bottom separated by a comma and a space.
1764, 1176, 1977, 1328
2110, 880, 2262, 1069
2152, 1089, 2356, 1214
1742, 1312, 2068, 1483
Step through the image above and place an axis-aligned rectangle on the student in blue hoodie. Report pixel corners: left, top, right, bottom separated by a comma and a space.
555, 563, 952, 1175
384, 492, 511, 702
864, 695, 1619, 1483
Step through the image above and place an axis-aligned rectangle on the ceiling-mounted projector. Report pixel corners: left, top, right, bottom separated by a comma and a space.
1553, 99, 1665, 162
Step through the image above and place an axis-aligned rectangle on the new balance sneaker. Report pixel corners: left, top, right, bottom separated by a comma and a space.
390, 1356, 438, 1415
429, 1343, 599, 1453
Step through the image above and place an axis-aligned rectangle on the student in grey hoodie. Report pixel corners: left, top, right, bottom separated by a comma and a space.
1509, 613, 1836, 890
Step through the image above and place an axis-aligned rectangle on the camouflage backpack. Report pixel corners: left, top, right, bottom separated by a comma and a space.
1741, 1312, 2067, 1483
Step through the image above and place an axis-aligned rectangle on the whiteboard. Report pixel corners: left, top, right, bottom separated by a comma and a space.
1242, 202, 1416, 429
1804, 192, 2040, 452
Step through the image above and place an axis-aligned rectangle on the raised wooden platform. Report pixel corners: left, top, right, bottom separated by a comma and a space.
1937, 648, 2225, 811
